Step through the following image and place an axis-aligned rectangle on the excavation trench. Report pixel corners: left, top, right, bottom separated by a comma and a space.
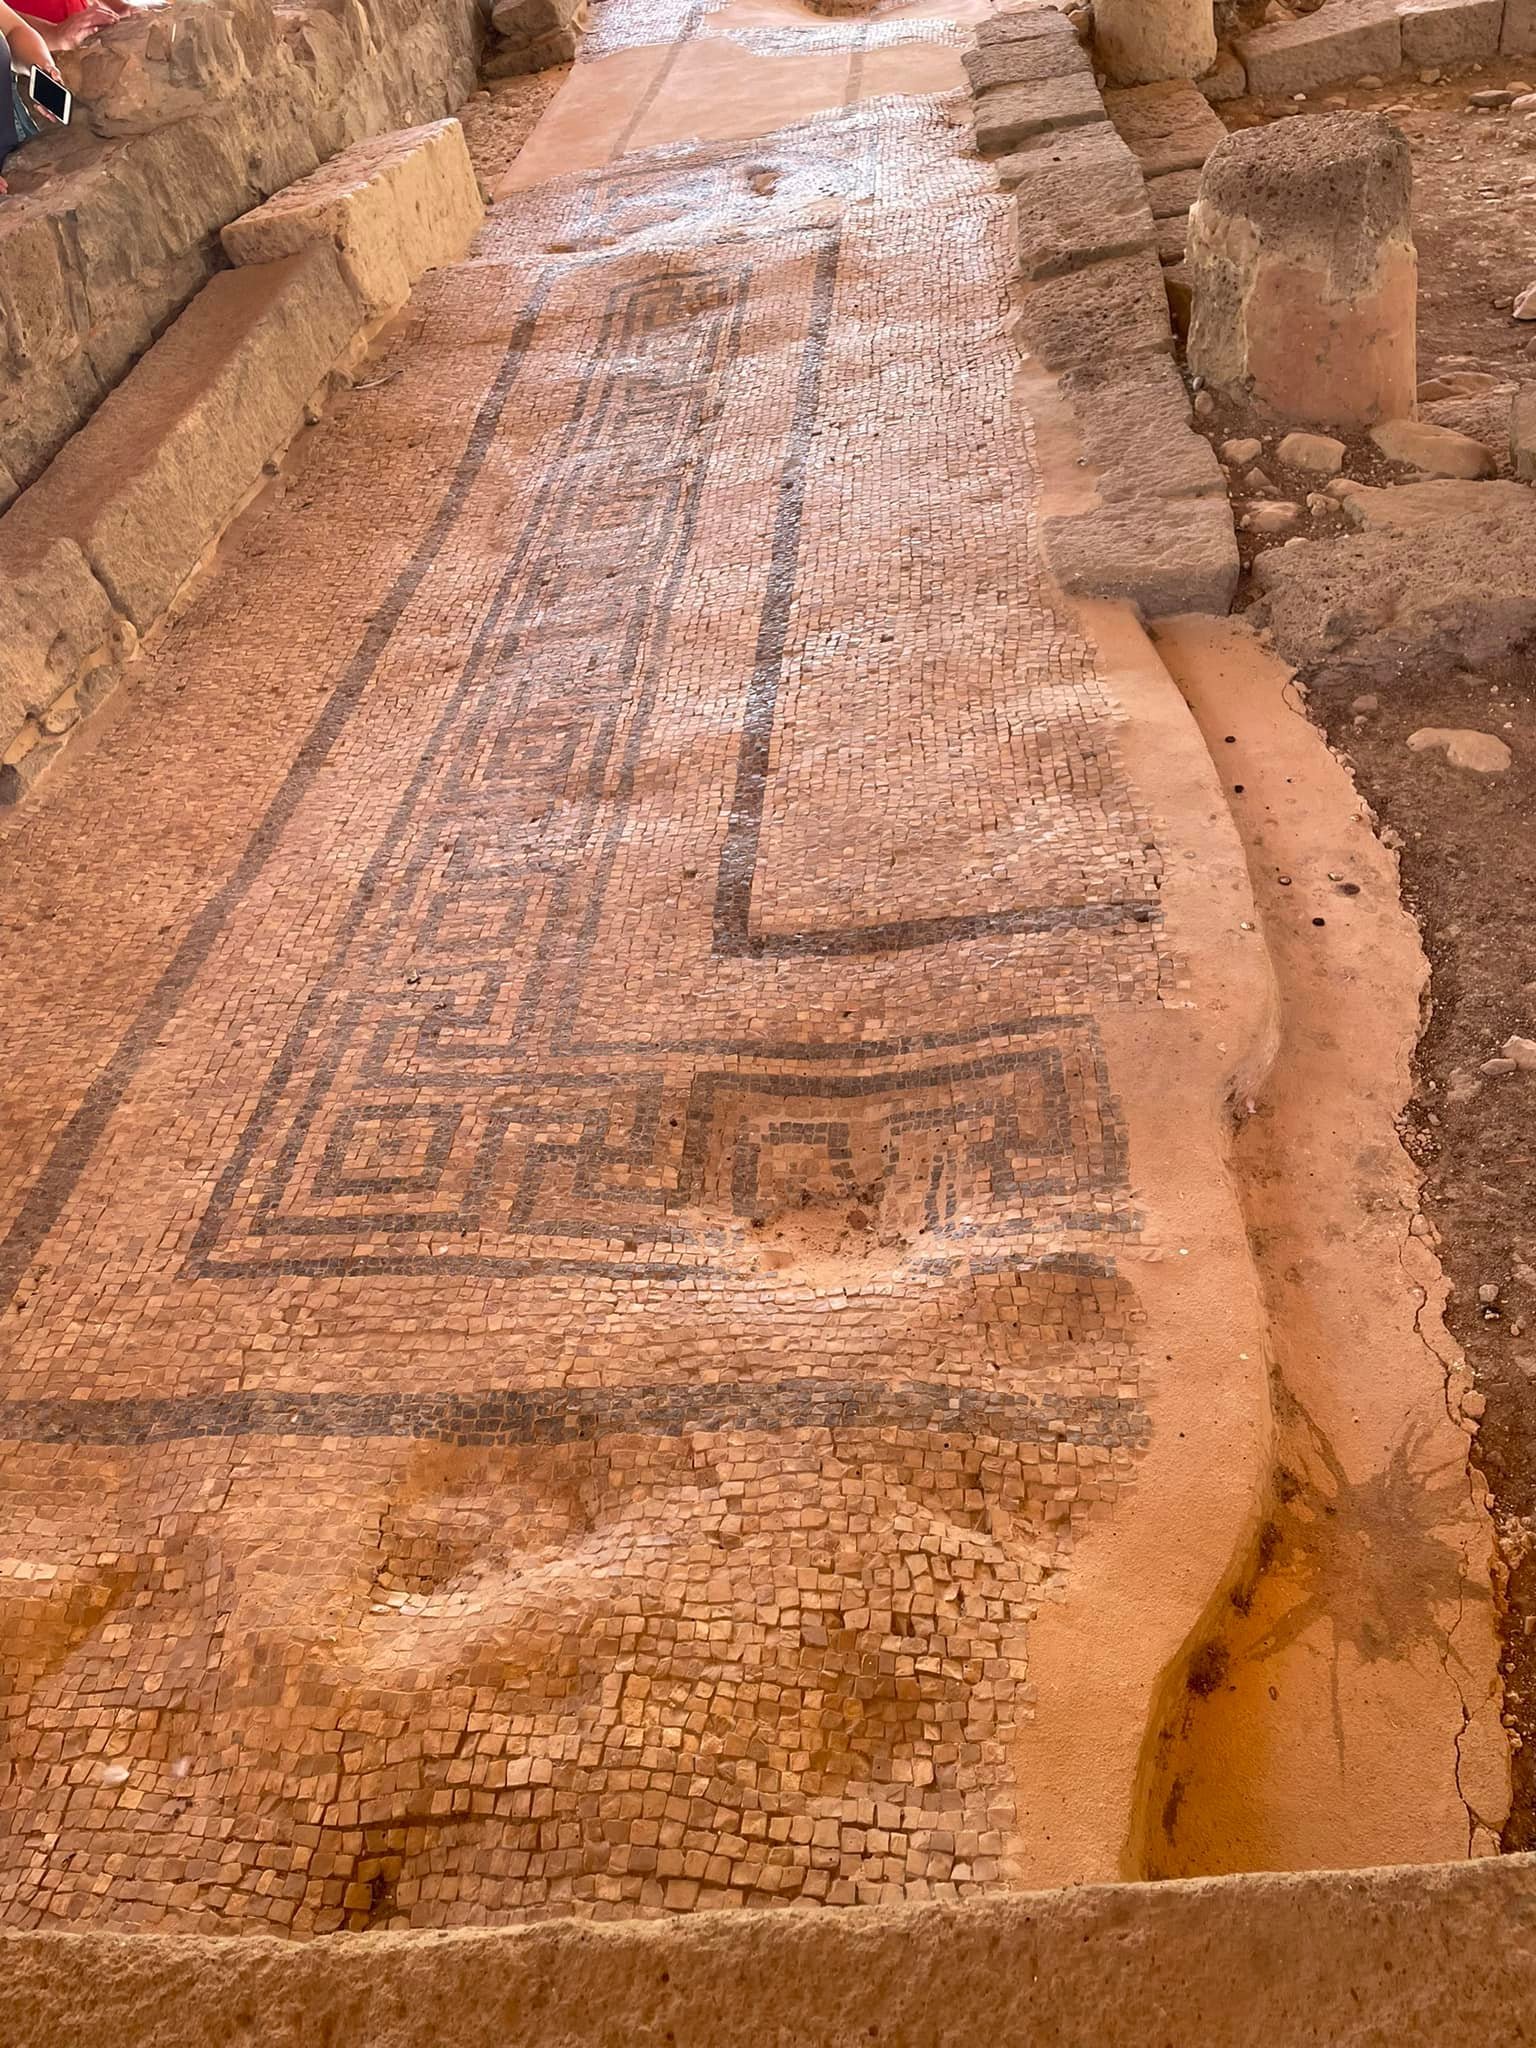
1137, 614, 1507, 1873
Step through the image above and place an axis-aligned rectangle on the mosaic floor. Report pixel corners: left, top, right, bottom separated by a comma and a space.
0, 0, 1250, 1931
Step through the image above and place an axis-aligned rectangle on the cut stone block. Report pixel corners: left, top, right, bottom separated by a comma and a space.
222, 119, 482, 319
1156, 215, 1190, 263
973, 71, 1105, 155
1504, 0, 1536, 53
1009, 127, 1155, 279
1511, 383, 1536, 478
1236, 0, 1401, 96
1045, 493, 1239, 614
1105, 80, 1228, 176
0, 535, 122, 774
974, 6, 1079, 48
1145, 166, 1202, 218
1199, 48, 1248, 100
1011, 249, 1174, 372
1060, 353, 1226, 503
1399, 0, 1503, 65
963, 21, 1089, 93
2, 245, 362, 633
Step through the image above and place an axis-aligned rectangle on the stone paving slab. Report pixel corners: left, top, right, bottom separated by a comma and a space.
1143, 165, 1201, 220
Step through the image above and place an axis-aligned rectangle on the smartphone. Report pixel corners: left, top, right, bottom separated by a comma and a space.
27, 67, 71, 124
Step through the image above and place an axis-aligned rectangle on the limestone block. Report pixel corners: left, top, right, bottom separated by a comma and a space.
1104, 80, 1228, 175
1370, 417, 1496, 476
1145, 165, 1202, 217
1157, 215, 1190, 263
975, 6, 1079, 47
1511, 383, 1536, 478
485, 0, 583, 74
1045, 493, 1239, 613
0, 536, 122, 766
2, 245, 363, 632
1504, 0, 1536, 53
1061, 353, 1227, 502
1007, 126, 1155, 279
1011, 249, 1174, 372
973, 71, 1105, 155
223, 120, 482, 318
1094, 0, 1217, 87
962, 21, 1088, 94
1187, 113, 1416, 430
1236, 0, 1401, 96
1399, 0, 1503, 65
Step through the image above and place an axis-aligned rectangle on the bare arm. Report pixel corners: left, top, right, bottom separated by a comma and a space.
0, 2, 64, 83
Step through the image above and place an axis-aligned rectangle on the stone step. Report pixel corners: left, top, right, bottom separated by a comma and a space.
222, 118, 484, 320
0, 242, 365, 793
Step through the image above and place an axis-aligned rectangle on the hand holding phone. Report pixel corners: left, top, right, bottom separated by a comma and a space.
27, 65, 71, 124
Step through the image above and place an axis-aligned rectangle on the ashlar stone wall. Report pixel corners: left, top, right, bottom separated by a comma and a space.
0, 0, 482, 509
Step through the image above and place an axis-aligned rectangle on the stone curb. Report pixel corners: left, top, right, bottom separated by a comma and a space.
7, 1853, 1536, 2045
969, 22, 1238, 616
0, 120, 483, 802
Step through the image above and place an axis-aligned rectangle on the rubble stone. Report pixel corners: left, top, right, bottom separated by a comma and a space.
1277, 429, 1347, 472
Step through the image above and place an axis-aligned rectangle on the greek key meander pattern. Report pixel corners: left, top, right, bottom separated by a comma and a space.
0, 56, 1177, 1930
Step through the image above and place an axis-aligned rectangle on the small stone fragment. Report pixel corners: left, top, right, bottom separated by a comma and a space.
1350, 692, 1379, 712
1469, 89, 1516, 107
1276, 429, 1345, 474
1241, 500, 1300, 534
1503, 1035, 1536, 1069
1515, 281, 1536, 320
1221, 436, 1263, 465
1481, 1056, 1519, 1075
1406, 726, 1512, 772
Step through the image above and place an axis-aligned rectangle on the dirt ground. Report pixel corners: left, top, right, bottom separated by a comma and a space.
457, 66, 570, 185
1188, 66, 1536, 1844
